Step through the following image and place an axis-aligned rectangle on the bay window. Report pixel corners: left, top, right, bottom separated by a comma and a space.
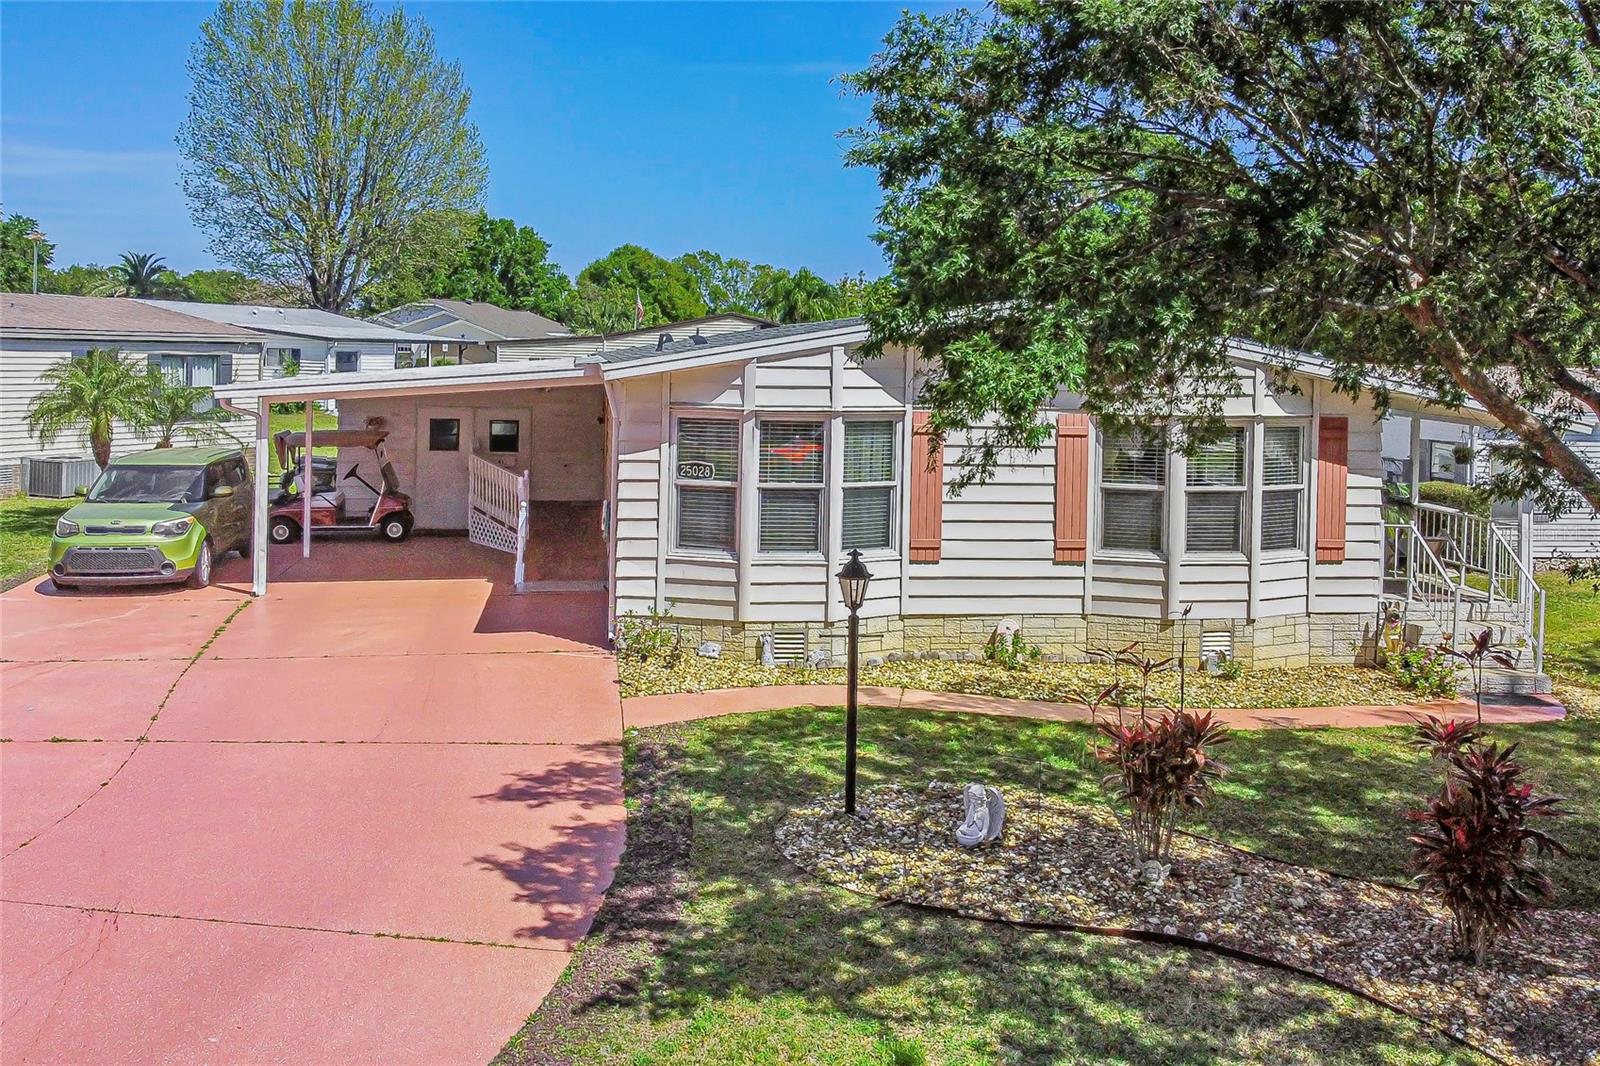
842, 420, 896, 551
1100, 433, 1167, 552
758, 420, 825, 553
675, 418, 739, 552
1186, 427, 1247, 553
1261, 425, 1305, 552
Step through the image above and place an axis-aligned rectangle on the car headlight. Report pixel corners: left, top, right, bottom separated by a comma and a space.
55, 517, 80, 537
151, 516, 196, 537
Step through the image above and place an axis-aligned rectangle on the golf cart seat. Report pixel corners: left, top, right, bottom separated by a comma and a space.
293, 469, 344, 510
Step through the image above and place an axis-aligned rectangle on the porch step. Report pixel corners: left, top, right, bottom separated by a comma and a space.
1460, 666, 1553, 697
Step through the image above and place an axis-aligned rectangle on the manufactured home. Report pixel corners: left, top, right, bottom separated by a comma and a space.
0, 293, 268, 493
370, 299, 570, 364
136, 301, 438, 378
216, 317, 1548, 675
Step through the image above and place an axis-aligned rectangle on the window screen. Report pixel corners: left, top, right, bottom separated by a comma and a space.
759, 421, 824, 552
676, 418, 739, 552
488, 419, 520, 453
428, 418, 460, 451
1261, 425, 1304, 551
842, 421, 896, 551
1185, 428, 1246, 553
334, 350, 359, 373
1100, 433, 1166, 552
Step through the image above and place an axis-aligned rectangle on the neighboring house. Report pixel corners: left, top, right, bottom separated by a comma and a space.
491, 312, 772, 363
136, 301, 437, 378
0, 293, 266, 493
371, 299, 570, 364
218, 317, 1527, 672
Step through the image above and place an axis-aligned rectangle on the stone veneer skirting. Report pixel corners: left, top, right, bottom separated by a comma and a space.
659, 612, 1380, 670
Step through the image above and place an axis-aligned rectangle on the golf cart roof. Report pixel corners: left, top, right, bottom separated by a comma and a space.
273, 429, 388, 449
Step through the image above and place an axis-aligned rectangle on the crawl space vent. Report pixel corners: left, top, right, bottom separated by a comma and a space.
1200, 631, 1234, 659
769, 630, 808, 665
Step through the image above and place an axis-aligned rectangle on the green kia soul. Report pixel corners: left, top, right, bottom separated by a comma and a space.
49, 447, 253, 590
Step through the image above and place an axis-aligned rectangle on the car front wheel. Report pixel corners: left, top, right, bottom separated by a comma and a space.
187, 539, 213, 589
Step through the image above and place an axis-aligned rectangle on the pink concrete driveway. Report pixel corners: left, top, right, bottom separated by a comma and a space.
1, 540, 624, 1065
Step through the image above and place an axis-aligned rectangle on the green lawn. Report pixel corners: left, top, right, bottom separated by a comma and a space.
266, 406, 338, 476
0, 494, 72, 589
501, 705, 1597, 1065
1540, 570, 1600, 686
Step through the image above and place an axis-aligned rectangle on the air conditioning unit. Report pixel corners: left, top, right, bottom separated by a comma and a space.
22, 456, 100, 499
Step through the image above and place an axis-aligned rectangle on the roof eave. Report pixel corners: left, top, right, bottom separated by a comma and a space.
599, 320, 871, 380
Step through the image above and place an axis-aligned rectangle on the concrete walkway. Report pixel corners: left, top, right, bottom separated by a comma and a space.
623, 684, 1567, 730
1, 542, 624, 1066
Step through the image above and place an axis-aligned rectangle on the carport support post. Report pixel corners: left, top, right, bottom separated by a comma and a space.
253, 405, 270, 596
303, 404, 313, 558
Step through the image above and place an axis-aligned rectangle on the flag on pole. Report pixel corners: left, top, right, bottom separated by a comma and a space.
634, 288, 645, 328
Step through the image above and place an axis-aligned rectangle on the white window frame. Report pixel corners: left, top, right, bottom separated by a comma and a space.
757, 418, 827, 557
1260, 422, 1309, 556
1184, 425, 1249, 558
672, 414, 741, 557
1097, 429, 1168, 557
840, 417, 899, 555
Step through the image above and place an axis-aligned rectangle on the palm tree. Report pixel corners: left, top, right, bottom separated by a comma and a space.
101, 252, 177, 298
144, 371, 229, 448
26, 349, 154, 469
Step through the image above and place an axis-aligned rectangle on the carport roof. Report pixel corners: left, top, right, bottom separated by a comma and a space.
213, 354, 599, 403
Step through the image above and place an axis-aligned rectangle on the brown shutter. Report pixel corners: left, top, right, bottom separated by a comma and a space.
1053, 412, 1091, 563
1315, 416, 1349, 563
908, 410, 943, 562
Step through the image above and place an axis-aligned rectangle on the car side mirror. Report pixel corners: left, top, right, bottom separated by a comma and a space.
211, 484, 235, 499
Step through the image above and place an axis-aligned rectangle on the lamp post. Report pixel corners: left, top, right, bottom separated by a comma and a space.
836, 548, 873, 814
26, 231, 46, 294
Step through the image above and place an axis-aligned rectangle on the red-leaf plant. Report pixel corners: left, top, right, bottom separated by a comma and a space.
1090, 643, 1174, 725
1408, 741, 1567, 964
1409, 714, 1484, 764
1097, 709, 1229, 865
1438, 628, 1518, 726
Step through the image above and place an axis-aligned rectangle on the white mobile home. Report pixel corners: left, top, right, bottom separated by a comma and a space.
217, 317, 1543, 672
0, 293, 267, 492
370, 299, 570, 364
137, 301, 437, 378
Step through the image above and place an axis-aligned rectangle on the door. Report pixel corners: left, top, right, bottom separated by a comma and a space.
474, 407, 530, 478
415, 407, 472, 529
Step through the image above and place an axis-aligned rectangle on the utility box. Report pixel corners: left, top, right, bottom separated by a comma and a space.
22, 456, 100, 498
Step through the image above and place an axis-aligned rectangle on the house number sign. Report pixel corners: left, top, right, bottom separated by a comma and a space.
677, 461, 716, 480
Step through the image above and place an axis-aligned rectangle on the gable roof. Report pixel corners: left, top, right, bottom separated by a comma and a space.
495, 312, 773, 352
1, 292, 264, 342
383, 299, 569, 340
596, 316, 865, 366
136, 300, 437, 344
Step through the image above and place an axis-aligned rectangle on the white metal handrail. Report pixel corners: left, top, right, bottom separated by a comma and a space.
468, 453, 530, 583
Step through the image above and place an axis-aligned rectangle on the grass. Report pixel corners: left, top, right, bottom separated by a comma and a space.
0, 494, 72, 589
265, 405, 339, 476
1540, 570, 1600, 686
498, 705, 1598, 1066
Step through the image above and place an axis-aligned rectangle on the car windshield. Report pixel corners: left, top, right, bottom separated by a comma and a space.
86, 466, 205, 504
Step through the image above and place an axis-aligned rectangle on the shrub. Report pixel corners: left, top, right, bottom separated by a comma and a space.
1409, 714, 1483, 763
616, 605, 682, 664
983, 629, 1041, 670
1388, 647, 1459, 698
1408, 742, 1567, 963
1418, 479, 1490, 517
1216, 654, 1245, 681
1096, 709, 1229, 865
1091, 643, 1174, 721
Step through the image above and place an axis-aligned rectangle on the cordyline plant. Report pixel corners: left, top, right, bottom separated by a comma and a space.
1070, 682, 1125, 728
1409, 742, 1567, 964
1090, 643, 1173, 724
1439, 628, 1518, 725
1409, 714, 1484, 765
1097, 709, 1229, 866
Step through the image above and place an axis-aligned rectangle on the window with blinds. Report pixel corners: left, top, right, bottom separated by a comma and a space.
842, 420, 896, 551
759, 421, 825, 552
1100, 433, 1167, 552
675, 418, 739, 551
1261, 425, 1305, 552
1185, 427, 1246, 553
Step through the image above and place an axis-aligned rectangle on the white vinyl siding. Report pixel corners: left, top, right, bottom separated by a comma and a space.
675, 417, 739, 552
757, 420, 825, 553
1101, 433, 1166, 553
842, 420, 895, 551
1186, 427, 1246, 554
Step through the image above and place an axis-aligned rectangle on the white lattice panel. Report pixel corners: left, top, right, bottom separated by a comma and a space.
469, 507, 518, 555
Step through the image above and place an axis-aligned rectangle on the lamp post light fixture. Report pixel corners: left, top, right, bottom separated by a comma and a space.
26, 231, 46, 294
836, 548, 873, 815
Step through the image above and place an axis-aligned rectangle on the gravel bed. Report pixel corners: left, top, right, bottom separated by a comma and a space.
776, 784, 1599, 1066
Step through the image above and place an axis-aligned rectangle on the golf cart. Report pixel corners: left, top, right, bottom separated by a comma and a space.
268, 429, 414, 544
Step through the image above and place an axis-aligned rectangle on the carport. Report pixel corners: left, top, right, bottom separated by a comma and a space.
215, 357, 609, 600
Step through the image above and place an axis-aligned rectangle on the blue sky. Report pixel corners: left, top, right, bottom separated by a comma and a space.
1, 2, 940, 280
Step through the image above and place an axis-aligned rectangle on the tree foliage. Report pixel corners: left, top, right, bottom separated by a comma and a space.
101, 252, 184, 298
360, 210, 572, 318
25, 350, 154, 469
0, 213, 52, 291
847, 1, 1600, 510
577, 244, 708, 326
178, 0, 486, 312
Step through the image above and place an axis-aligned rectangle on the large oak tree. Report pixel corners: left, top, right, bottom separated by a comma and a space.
179, 0, 486, 312
846, 0, 1600, 512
